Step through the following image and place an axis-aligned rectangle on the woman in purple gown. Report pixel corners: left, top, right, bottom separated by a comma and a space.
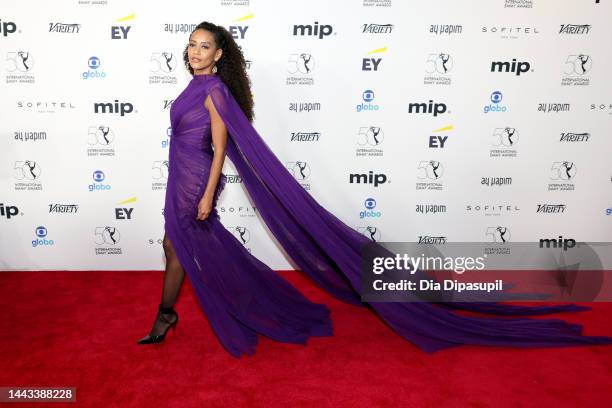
137, 22, 612, 357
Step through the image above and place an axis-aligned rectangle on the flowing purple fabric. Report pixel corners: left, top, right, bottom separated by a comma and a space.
164, 73, 612, 357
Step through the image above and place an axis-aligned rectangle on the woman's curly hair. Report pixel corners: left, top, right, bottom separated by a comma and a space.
182, 21, 254, 122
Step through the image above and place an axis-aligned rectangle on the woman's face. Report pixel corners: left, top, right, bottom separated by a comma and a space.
187, 29, 222, 74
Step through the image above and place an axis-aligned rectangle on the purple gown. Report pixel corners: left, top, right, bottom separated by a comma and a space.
164, 73, 612, 357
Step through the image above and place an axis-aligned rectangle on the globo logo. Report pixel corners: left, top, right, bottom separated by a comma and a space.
32, 225, 55, 247
89, 170, 111, 191
360, 197, 382, 219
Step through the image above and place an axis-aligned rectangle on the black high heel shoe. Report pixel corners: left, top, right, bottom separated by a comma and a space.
136, 303, 179, 345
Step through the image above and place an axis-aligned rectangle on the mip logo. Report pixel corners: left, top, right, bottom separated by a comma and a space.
293, 21, 334, 39
94, 100, 135, 116
490, 59, 532, 76
356, 89, 380, 112
0, 203, 20, 219
1, 19, 17, 37
360, 197, 382, 219
89, 170, 112, 191
349, 171, 388, 186
32, 226, 55, 247
407, 100, 448, 116
484, 91, 507, 113
82, 56, 106, 80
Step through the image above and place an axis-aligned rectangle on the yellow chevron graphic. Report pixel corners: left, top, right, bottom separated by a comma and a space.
367, 47, 388, 54
115, 13, 136, 22
234, 13, 254, 22
433, 125, 454, 132
118, 197, 137, 204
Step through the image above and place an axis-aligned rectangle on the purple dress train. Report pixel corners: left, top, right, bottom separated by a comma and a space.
164, 73, 612, 357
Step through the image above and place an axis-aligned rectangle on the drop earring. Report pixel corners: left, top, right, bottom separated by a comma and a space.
212, 65, 217, 74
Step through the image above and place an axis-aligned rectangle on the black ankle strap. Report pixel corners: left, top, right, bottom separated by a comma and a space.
158, 303, 175, 315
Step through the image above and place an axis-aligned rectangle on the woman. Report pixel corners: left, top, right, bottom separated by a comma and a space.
137, 22, 612, 357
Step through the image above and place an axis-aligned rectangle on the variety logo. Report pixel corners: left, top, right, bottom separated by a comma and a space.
418, 236, 448, 244
362, 23, 394, 34
290, 131, 321, 142
49, 203, 79, 214
560, 132, 590, 142
49, 22, 81, 33
559, 24, 592, 35
536, 204, 567, 214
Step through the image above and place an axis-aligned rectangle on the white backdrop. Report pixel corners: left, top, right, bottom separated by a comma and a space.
1, 0, 611, 271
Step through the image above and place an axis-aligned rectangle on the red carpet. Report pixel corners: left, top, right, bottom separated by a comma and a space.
1, 270, 611, 407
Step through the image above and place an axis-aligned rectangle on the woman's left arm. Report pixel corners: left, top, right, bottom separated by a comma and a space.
197, 93, 228, 220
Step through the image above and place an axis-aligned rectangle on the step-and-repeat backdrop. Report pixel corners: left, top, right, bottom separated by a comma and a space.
1, 0, 611, 271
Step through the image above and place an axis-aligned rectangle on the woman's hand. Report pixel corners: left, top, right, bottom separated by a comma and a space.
196, 192, 214, 220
